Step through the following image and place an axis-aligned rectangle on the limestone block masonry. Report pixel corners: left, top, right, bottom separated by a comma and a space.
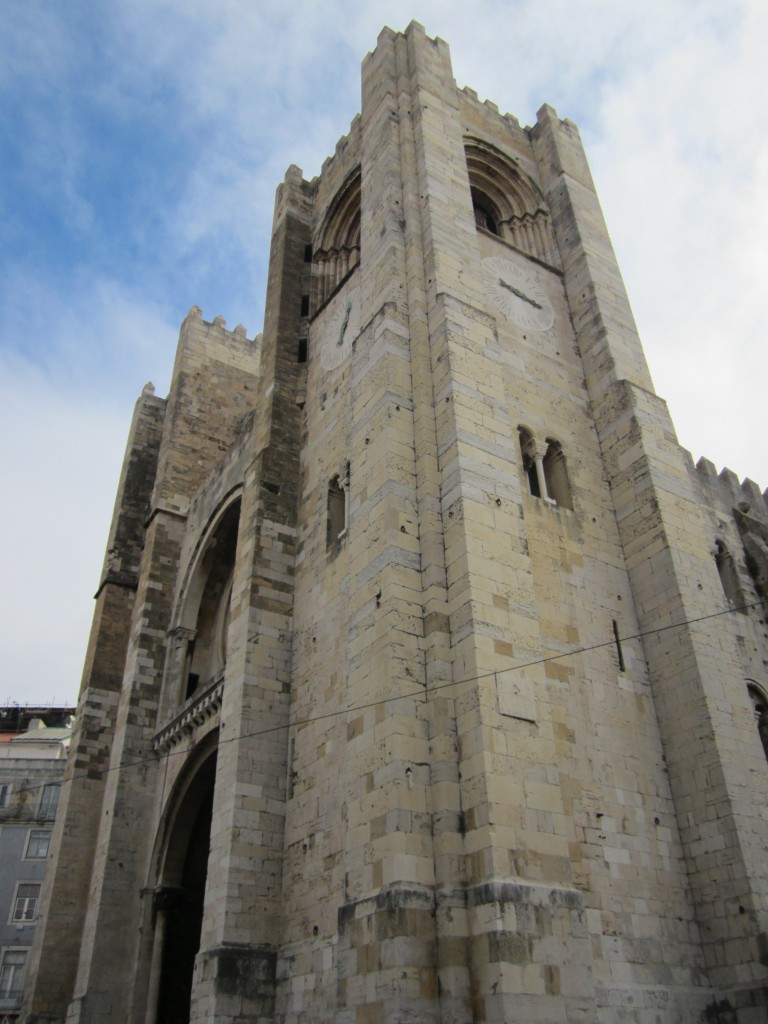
20, 21, 768, 1024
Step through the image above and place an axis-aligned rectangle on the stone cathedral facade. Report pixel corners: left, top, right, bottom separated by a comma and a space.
21, 22, 768, 1024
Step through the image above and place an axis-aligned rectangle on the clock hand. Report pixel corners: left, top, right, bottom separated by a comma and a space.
337, 302, 351, 346
498, 278, 543, 310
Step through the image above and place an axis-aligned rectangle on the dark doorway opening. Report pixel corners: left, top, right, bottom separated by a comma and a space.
156, 752, 216, 1024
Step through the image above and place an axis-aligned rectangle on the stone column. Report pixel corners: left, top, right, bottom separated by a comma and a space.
523, 436, 550, 501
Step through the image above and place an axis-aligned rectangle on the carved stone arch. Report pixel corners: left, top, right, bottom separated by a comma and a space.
312, 167, 361, 311
464, 137, 557, 265
146, 731, 219, 1024
151, 730, 219, 889
171, 491, 242, 704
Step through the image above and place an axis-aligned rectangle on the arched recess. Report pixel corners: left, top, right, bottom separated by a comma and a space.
312, 168, 361, 311
177, 495, 242, 702
543, 438, 573, 510
714, 539, 747, 613
465, 137, 557, 266
747, 682, 768, 762
518, 426, 541, 498
148, 733, 219, 1024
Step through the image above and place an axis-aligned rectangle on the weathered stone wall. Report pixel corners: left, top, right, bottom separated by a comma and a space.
21, 20, 768, 1024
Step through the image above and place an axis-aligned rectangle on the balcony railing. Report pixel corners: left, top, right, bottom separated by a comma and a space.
153, 673, 224, 754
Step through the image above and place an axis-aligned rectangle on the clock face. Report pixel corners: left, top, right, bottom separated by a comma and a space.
321, 285, 361, 371
482, 257, 554, 332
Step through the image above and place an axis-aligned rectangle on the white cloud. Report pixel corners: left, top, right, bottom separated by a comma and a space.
0, 273, 178, 707
589, 0, 768, 482
0, 361, 128, 707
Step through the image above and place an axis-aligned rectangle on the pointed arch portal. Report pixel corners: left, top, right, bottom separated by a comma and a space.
150, 746, 217, 1024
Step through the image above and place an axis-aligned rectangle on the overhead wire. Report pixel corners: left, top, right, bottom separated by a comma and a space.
5, 598, 763, 801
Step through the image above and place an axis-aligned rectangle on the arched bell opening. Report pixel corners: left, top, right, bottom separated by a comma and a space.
464, 136, 557, 265
148, 740, 218, 1024
179, 498, 241, 701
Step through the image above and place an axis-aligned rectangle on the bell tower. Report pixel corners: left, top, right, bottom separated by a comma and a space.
23, 21, 768, 1024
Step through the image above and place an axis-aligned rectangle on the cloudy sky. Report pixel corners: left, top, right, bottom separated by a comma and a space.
1, 0, 766, 708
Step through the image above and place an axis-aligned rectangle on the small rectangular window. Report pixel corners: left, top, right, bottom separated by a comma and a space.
12, 883, 41, 923
297, 338, 308, 364
300, 294, 310, 317
303, 243, 313, 262
0, 948, 27, 1000
38, 785, 59, 820
26, 829, 51, 859
0, 783, 10, 808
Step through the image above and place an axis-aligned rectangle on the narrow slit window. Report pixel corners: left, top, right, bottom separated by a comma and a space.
327, 476, 345, 550
518, 428, 541, 498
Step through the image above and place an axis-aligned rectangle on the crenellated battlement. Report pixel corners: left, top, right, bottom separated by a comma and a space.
459, 84, 523, 135
315, 114, 362, 187
460, 81, 528, 140
695, 455, 768, 520
183, 304, 261, 348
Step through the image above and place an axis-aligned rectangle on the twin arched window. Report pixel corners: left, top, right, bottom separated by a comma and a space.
518, 428, 573, 509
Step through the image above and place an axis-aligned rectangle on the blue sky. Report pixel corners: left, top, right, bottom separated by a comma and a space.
1, 0, 766, 706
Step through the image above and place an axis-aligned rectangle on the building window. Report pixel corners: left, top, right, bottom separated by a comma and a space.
472, 189, 499, 235
327, 476, 345, 549
0, 784, 9, 809
519, 428, 542, 497
518, 429, 572, 508
11, 884, 41, 923
465, 138, 557, 265
542, 439, 573, 510
748, 685, 768, 762
326, 462, 350, 553
0, 949, 27, 1004
25, 829, 51, 860
38, 785, 59, 820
